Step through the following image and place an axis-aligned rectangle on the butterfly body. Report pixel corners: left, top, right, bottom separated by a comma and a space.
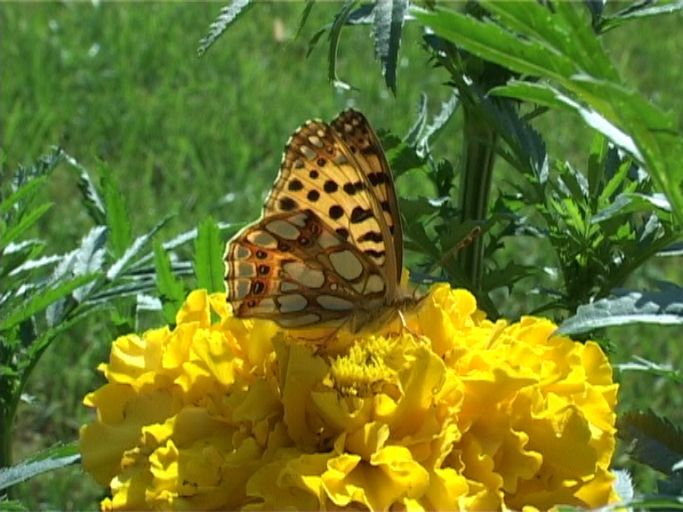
225, 110, 417, 332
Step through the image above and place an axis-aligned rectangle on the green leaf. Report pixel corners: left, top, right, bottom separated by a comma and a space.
0, 176, 47, 217
414, 4, 683, 222
384, 137, 427, 178
483, 1, 619, 79
598, 0, 683, 32
0, 274, 96, 332
197, 0, 253, 56
328, 0, 357, 90
558, 286, 683, 335
0, 442, 80, 491
491, 81, 571, 111
194, 217, 224, 293
618, 410, 683, 475
296, 0, 316, 38
617, 356, 683, 385
592, 192, 671, 223
414, 7, 577, 84
0, 240, 46, 281
0, 202, 52, 248
404, 93, 428, 146
101, 167, 132, 259
373, 0, 408, 93
154, 242, 186, 324
0, 499, 29, 511
86, 281, 156, 304
64, 151, 106, 224
107, 216, 171, 281
417, 91, 459, 156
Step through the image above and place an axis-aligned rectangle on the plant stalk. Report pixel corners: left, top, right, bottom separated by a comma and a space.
458, 100, 498, 291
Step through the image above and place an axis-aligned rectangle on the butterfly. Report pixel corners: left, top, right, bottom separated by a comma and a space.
224, 110, 417, 332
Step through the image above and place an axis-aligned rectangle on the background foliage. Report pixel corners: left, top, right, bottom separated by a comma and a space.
1, 1, 683, 509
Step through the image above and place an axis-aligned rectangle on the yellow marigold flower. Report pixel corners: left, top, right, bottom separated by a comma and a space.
81, 285, 619, 510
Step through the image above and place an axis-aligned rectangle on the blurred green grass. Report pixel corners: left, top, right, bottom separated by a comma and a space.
2, 3, 682, 509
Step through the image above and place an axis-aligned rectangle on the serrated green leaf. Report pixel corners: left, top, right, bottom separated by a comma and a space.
71, 225, 107, 302
399, 196, 438, 221
559, 286, 683, 335
154, 243, 185, 301
417, 91, 459, 156
154, 242, 186, 324
414, 7, 577, 84
597, 157, 630, 206
0, 240, 46, 280
73, 226, 107, 276
0, 274, 96, 332
0, 202, 53, 248
101, 168, 132, 259
414, 4, 683, 222
404, 93, 428, 146
197, 0, 253, 56
0, 176, 47, 217
484, 1, 619, 80
194, 217, 224, 293
373, 0, 408, 93
64, 151, 106, 224
618, 410, 683, 475
491, 81, 570, 111
403, 221, 438, 260
593, 193, 671, 224
385, 139, 427, 178
0, 442, 80, 491
107, 216, 171, 281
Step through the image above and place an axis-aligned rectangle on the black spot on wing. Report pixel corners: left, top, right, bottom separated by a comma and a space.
358, 231, 383, 243
288, 179, 303, 191
350, 206, 373, 224
329, 205, 344, 220
279, 197, 298, 211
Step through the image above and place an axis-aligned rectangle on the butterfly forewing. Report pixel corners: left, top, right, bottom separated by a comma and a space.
225, 109, 403, 329
264, 111, 401, 288
330, 110, 403, 279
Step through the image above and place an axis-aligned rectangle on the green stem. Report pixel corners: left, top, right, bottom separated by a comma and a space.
1, 402, 11, 470
459, 100, 498, 291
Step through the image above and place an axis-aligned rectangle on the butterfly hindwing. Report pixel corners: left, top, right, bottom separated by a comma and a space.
225, 209, 387, 328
